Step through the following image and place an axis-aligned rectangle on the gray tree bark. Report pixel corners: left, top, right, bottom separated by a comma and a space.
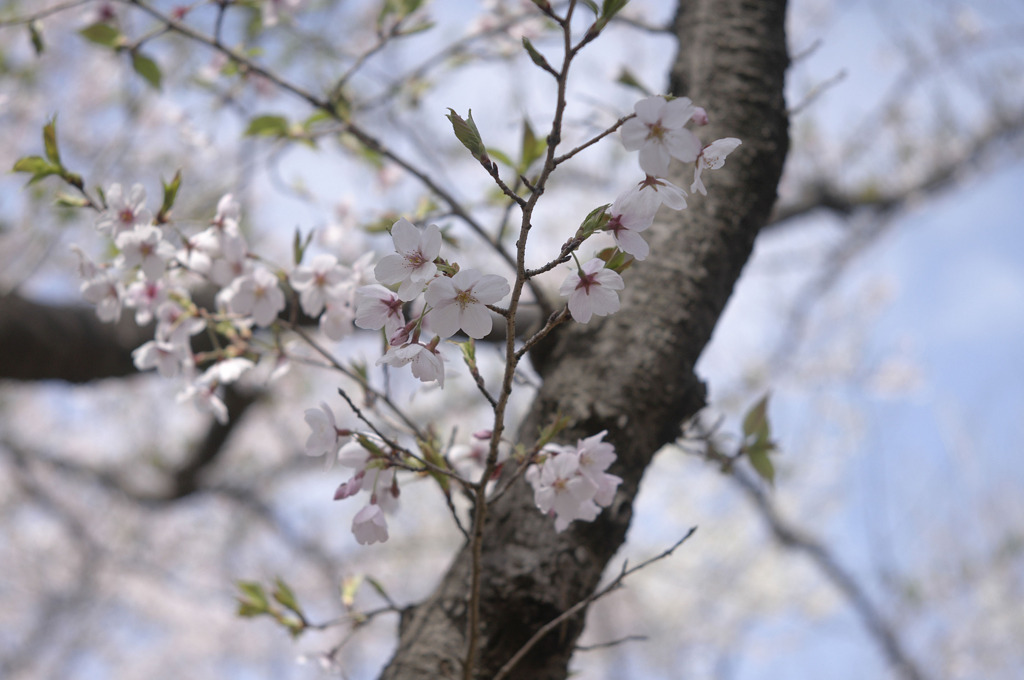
380, 0, 790, 678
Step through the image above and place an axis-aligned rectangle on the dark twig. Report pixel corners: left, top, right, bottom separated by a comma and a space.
492, 527, 698, 680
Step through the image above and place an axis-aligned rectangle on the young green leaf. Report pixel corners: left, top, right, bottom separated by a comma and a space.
245, 114, 290, 137
158, 170, 182, 222
131, 52, 162, 90
522, 37, 553, 73
12, 156, 61, 185
79, 22, 125, 48
29, 21, 45, 55
445, 108, 487, 162
43, 117, 61, 165
742, 393, 770, 441
747, 443, 776, 485
272, 577, 302, 615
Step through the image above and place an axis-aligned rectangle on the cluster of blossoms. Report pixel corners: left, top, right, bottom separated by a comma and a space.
554, 95, 740, 325
75, 185, 372, 423
352, 217, 511, 388
72, 93, 737, 544
526, 431, 622, 532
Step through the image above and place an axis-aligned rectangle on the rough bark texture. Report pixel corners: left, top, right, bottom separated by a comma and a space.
380, 1, 790, 678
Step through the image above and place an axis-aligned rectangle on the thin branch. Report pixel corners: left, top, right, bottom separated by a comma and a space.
0, 0, 91, 26
492, 527, 698, 680
123, 0, 548, 307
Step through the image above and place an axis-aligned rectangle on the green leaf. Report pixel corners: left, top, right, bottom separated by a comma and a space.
131, 52, 162, 89
245, 114, 290, 137
577, 203, 611, 239
616, 67, 651, 95
272, 577, 302, 615
236, 580, 270, 616
580, 0, 600, 15
12, 155, 61, 185
519, 119, 546, 172
158, 169, 182, 221
742, 393, 770, 441
747, 443, 775, 485
458, 338, 477, 367
13, 155, 58, 176
79, 22, 125, 48
340, 574, 363, 609
43, 116, 60, 165
364, 575, 392, 603
29, 21, 44, 55
55, 192, 91, 208
521, 37, 552, 72
292, 227, 314, 266
536, 412, 570, 450
596, 246, 634, 273
485, 147, 515, 169
601, 0, 629, 20
445, 108, 487, 162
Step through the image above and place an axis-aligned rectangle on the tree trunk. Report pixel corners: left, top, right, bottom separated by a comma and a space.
379, 0, 790, 678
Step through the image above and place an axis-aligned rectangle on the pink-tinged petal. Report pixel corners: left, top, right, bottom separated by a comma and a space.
664, 129, 702, 164
396, 277, 425, 301
352, 504, 388, 545
428, 302, 461, 339
558, 271, 581, 297
703, 137, 742, 168
639, 144, 671, 177
460, 304, 492, 339
620, 118, 648, 151
450, 268, 481, 290
568, 291, 595, 323
594, 269, 624, 290
424, 276, 456, 306
420, 223, 443, 260
633, 95, 666, 124
589, 286, 621, 317
472, 274, 510, 303
374, 254, 407, 285
390, 218, 419, 253
691, 165, 707, 196
660, 96, 696, 127
615, 230, 650, 260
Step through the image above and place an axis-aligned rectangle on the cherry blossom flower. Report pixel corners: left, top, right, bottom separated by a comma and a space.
604, 187, 659, 260
691, 138, 742, 196
80, 268, 123, 323
374, 218, 442, 301
177, 358, 254, 423
123, 277, 168, 325
210, 232, 250, 287
354, 284, 406, 340
377, 341, 445, 387
211, 194, 240, 235
132, 340, 190, 378
226, 266, 285, 327
352, 503, 388, 545
635, 175, 688, 211
155, 299, 206, 349
116, 224, 175, 280
95, 183, 152, 237
304, 402, 342, 458
621, 96, 703, 176
424, 269, 509, 339
528, 452, 600, 533
290, 254, 348, 317
575, 431, 621, 507
559, 259, 625, 324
